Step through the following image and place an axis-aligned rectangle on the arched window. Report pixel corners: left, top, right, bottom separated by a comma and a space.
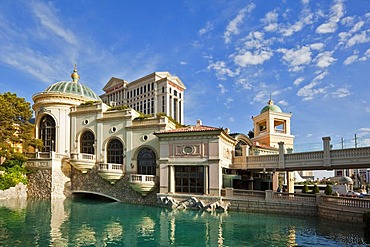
80, 131, 95, 154
39, 115, 56, 152
107, 139, 123, 164
137, 148, 156, 175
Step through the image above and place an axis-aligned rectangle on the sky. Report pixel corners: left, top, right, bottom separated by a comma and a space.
0, 1, 370, 178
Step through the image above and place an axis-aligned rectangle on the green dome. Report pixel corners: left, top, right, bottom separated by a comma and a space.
44, 66, 101, 101
260, 99, 282, 114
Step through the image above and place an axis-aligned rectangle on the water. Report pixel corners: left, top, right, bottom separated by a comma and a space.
0, 197, 368, 247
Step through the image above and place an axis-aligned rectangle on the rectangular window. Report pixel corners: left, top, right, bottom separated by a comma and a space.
175, 166, 204, 194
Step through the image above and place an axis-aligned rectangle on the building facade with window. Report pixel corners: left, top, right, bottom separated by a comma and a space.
28, 66, 295, 200
99, 72, 186, 124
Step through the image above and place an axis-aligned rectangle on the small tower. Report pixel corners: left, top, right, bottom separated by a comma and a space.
252, 99, 294, 150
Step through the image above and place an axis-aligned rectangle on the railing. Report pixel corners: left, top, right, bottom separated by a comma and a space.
285, 151, 323, 161
245, 155, 278, 163
272, 192, 316, 203
223, 188, 317, 204
70, 153, 96, 161
232, 189, 265, 199
321, 195, 370, 209
25, 152, 67, 160
330, 147, 370, 158
97, 163, 124, 173
130, 174, 157, 184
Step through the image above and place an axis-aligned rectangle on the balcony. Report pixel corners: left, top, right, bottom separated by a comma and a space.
97, 163, 125, 184
129, 174, 158, 196
69, 153, 96, 173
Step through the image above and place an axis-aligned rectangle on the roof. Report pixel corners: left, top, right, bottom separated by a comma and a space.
45, 81, 101, 101
260, 99, 282, 114
43, 66, 101, 101
155, 125, 222, 134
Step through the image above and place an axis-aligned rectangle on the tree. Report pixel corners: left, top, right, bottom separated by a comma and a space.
247, 129, 254, 139
0, 92, 42, 162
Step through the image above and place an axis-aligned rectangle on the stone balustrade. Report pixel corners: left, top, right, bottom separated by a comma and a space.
232, 137, 370, 171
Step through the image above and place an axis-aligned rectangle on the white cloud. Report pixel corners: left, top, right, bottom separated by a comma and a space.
343, 54, 358, 65
224, 3, 256, 44
296, 71, 328, 101
279, 8, 313, 37
346, 31, 370, 48
277, 46, 312, 71
350, 21, 365, 33
294, 77, 304, 86
278, 100, 288, 106
297, 81, 327, 101
261, 10, 279, 32
313, 71, 328, 81
199, 21, 214, 36
234, 50, 273, 67
332, 87, 351, 98
316, 0, 345, 34
180, 61, 187, 65
224, 97, 234, 108
310, 43, 324, 50
235, 78, 252, 90
359, 49, 370, 61
207, 60, 239, 80
314, 51, 336, 68
30, 2, 78, 45
218, 83, 227, 94
341, 16, 355, 26
359, 128, 370, 132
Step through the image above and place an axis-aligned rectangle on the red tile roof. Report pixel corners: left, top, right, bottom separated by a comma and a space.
155, 125, 222, 134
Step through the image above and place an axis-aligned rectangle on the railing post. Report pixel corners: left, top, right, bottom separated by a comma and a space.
322, 137, 331, 167
265, 190, 273, 201
225, 187, 234, 197
278, 142, 285, 169
315, 194, 322, 205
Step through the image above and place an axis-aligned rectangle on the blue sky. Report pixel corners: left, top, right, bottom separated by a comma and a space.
1, 0, 370, 152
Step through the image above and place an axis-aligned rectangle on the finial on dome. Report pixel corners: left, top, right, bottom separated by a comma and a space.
71, 64, 80, 83
267, 96, 274, 105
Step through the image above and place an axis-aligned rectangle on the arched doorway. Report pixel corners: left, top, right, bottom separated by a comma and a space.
137, 148, 156, 175
107, 139, 123, 164
80, 131, 95, 154
39, 115, 56, 152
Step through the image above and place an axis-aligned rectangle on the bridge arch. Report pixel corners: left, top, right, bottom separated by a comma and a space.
72, 190, 121, 202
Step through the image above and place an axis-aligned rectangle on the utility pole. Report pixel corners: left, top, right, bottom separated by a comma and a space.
355, 134, 358, 148
341, 137, 344, 149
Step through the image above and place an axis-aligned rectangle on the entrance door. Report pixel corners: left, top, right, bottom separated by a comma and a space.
175, 166, 204, 194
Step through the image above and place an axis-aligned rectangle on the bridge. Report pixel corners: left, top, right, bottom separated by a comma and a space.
232, 137, 370, 171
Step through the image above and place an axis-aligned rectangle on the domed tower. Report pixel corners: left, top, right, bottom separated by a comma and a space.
32, 65, 101, 154
251, 99, 294, 150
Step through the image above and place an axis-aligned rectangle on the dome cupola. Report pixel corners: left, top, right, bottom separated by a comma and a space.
43, 65, 101, 101
260, 99, 282, 114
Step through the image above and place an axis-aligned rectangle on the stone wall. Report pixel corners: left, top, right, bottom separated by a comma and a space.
318, 204, 364, 224
70, 166, 158, 205
27, 169, 52, 198
227, 198, 317, 216
0, 183, 27, 199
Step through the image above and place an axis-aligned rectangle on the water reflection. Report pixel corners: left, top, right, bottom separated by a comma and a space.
0, 198, 368, 246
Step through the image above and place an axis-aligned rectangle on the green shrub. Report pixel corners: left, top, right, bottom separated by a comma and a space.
0, 156, 28, 190
325, 184, 333, 195
302, 184, 309, 193
312, 184, 320, 194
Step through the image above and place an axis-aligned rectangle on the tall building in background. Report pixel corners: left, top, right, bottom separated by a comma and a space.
100, 72, 186, 124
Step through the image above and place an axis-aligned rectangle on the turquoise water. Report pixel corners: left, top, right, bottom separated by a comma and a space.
0, 197, 368, 247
